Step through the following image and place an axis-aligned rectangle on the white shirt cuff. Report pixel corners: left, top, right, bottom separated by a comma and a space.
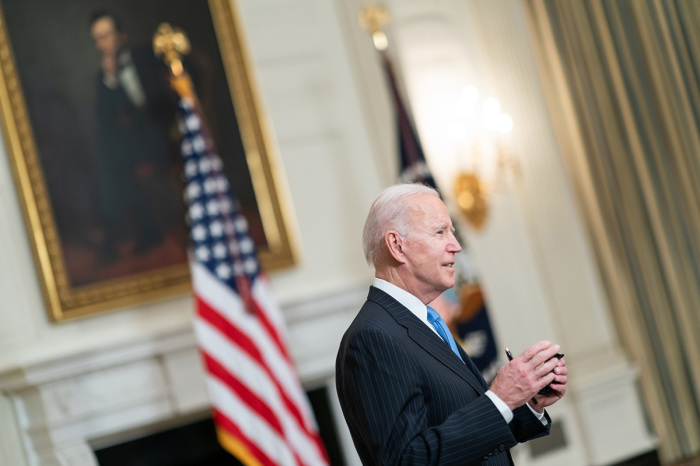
485, 390, 513, 424
485, 391, 548, 426
526, 403, 548, 426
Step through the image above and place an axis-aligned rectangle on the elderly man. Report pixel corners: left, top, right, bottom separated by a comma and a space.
336, 183, 567, 465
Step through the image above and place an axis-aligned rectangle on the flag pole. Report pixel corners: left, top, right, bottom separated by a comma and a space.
154, 23, 257, 313
153, 23, 329, 465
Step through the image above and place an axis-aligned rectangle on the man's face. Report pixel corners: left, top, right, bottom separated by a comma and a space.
401, 194, 462, 302
91, 17, 124, 56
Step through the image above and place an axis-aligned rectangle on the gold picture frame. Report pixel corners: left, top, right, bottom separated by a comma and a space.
0, 0, 297, 321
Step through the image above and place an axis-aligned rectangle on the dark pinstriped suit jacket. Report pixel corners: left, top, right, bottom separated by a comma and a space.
336, 287, 550, 465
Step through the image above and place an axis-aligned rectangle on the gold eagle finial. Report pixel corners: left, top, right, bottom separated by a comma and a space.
358, 4, 390, 50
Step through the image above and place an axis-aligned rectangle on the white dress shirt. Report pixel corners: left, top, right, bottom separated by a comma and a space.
102, 50, 147, 109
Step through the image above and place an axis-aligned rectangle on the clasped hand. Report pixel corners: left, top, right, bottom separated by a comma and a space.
489, 341, 568, 413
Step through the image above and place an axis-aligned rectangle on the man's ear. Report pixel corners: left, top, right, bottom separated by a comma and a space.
384, 230, 406, 264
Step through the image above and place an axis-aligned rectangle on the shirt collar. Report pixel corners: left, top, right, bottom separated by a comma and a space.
373, 278, 436, 333
118, 49, 133, 67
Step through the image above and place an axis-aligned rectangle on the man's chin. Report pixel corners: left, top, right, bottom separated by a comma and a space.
442, 278, 456, 290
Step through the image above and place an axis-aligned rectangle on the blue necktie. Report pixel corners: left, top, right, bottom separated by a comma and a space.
427, 306, 463, 361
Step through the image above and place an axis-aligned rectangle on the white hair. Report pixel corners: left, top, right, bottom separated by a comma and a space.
362, 183, 440, 267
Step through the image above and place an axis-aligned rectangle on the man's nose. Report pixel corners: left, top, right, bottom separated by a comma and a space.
448, 233, 462, 252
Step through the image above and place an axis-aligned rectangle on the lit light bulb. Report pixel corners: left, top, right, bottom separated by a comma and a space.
427, 95, 458, 126
372, 31, 389, 51
460, 86, 479, 104
458, 86, 479, 120
497, 113, 514, 134
447, 121, 467, 142
482, 97, 501, 116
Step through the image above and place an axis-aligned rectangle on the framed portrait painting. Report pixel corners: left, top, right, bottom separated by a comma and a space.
0, 0, 297, 321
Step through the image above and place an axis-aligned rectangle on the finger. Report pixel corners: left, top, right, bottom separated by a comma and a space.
535, 359, 560, 379
552, 376, 567, 386
520, 341, 552, 361
530, 344, 561, 369
534, 373, 557, 394
548, 384, 566, 395
553, 366, 568, 376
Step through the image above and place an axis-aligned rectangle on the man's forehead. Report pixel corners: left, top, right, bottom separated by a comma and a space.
409, 196, 450, 225
409, 192, 441, 208
92, 17, 116, 33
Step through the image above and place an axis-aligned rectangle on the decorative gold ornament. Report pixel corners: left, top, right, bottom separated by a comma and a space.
153, 23, 195, 98
454, 172, 488, 230
153, 23, 190, 76
358, 3, 390, 50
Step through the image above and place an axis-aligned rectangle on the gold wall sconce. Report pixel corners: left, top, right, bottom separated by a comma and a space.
357, 3, 519, 231
454, 171, 488, 229
427, 88, 519, 231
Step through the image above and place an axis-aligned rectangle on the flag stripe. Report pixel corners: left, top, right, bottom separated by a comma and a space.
192, 263, 310, 415
196, 320, 326, 466
252, 278, 317, 427
214, 410, 277, 466
208, 377, 297, 466
253, 274, 287, 334
197, 297, 323, 448
249, 292, 326, 459
202, 351, 285, 437
193, 263, 317, 425
249, 295, 292, 363
195, 299, 327, 465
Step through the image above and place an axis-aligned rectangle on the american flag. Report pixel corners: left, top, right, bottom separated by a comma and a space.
177, 96, 329, 466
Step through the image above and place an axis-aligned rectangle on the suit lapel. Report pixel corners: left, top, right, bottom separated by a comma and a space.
368, 287, 486, 394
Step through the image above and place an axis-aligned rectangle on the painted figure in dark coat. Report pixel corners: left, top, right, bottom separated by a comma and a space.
336, 184, 568, 465
90, 11, 182, 261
